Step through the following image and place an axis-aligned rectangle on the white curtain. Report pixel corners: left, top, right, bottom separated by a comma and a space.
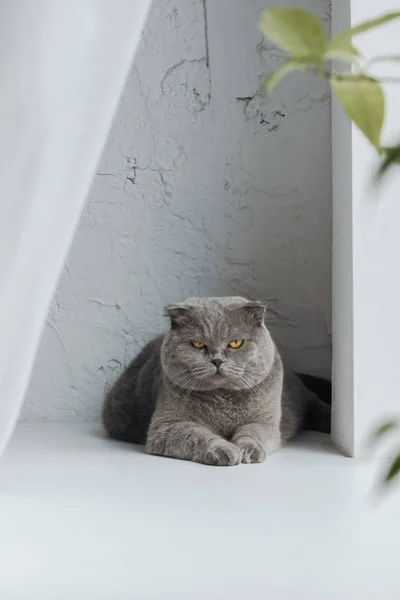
0, 0, 151, 456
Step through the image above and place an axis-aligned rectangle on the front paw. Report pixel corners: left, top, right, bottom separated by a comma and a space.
204, 440, 242, 467
146, 436, 166, 456
235, 438, 266, 464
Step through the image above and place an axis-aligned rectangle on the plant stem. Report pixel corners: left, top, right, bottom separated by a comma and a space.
319, 70, 400, 84
364, 54, 400, 69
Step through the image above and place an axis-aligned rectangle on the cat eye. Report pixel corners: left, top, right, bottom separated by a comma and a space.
191, 341, 206, 350
228, 339, 244, 349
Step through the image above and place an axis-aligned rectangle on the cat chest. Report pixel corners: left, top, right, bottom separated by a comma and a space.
191, 394, 264, 439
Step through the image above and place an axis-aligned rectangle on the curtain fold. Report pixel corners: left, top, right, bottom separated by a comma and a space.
0, 0, 151, 456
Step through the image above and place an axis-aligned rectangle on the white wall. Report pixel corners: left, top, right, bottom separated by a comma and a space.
22, 0, 332, 421
332, 0, 400, 457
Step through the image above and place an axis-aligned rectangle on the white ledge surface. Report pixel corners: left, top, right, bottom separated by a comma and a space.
0, 423, 399, 599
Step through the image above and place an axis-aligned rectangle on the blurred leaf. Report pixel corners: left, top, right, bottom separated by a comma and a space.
331, 75, 384, 148
368, 54, 400, 67
371, 420, 400, 443
324, 37, 361, 64
344, 12, 400, 37
259, 8, 325, 58
263, 60, 306, 94
323, 48, 361, 64
384, 453, 400, 484
331, 12, 400, 49
377, 144, 400, 179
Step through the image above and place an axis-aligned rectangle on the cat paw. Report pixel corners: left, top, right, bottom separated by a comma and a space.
235, 438, 266, 464
146, 436, 166, 456
204, 440, 242, 467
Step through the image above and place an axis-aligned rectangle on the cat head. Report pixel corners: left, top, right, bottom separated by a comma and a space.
161, 297, 275, 392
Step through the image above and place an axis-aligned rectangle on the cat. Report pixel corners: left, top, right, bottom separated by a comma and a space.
102, 296, 331, 466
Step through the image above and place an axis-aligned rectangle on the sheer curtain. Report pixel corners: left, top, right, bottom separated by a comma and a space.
0, 0, 151, 456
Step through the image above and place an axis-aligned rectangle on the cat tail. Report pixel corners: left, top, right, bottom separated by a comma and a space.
297, 373, 332, 405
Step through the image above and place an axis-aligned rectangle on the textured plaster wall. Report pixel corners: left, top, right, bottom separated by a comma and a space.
22, 0, 332, 421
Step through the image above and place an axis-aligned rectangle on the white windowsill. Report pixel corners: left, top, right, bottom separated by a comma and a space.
0, 422, 399, 599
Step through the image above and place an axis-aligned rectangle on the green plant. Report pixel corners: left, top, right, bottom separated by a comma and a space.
258, 7, 400, 179
259, 7, 400, 485
370, 420, 400, 485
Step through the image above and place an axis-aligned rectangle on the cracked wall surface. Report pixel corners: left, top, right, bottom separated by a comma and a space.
21, 0, 332, 421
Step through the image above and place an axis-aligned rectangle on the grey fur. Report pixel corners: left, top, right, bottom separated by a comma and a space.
102, 297, 330, 466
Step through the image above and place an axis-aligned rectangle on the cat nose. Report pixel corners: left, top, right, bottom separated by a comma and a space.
211, 358, 224, 369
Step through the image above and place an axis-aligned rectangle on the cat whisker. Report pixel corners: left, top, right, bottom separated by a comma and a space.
167, 367, 205, 391
179, 375, 201, 408
239, 373, 262, 392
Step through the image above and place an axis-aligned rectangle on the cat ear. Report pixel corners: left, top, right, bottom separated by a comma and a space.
164, 304, 189, 329
239, 301, 266, 326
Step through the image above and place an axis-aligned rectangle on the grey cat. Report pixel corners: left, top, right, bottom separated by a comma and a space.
102, 297, 330, 466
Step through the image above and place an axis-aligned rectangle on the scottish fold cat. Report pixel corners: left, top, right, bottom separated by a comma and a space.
103, 297, 330, 466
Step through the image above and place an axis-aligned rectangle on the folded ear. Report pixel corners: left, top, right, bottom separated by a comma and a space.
239, 301, 266, 326
164, 303, 189, 329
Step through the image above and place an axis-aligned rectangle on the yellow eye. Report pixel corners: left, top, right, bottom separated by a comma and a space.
191, 341, 205, 350
228, 339, 244, 349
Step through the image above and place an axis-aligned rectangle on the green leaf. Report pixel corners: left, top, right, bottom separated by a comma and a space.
259, 8, 325, 58
368, 54, 400, 67
331, 12, 400, 48
331, 74, 384, 148
345, 12, 400, 37
377, 144, 400, 179
324, 37, 361, 64
371, 420, 400, 443
323, 47, 361, 64
263, 60, 305, 94
384, 453, 400, 484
